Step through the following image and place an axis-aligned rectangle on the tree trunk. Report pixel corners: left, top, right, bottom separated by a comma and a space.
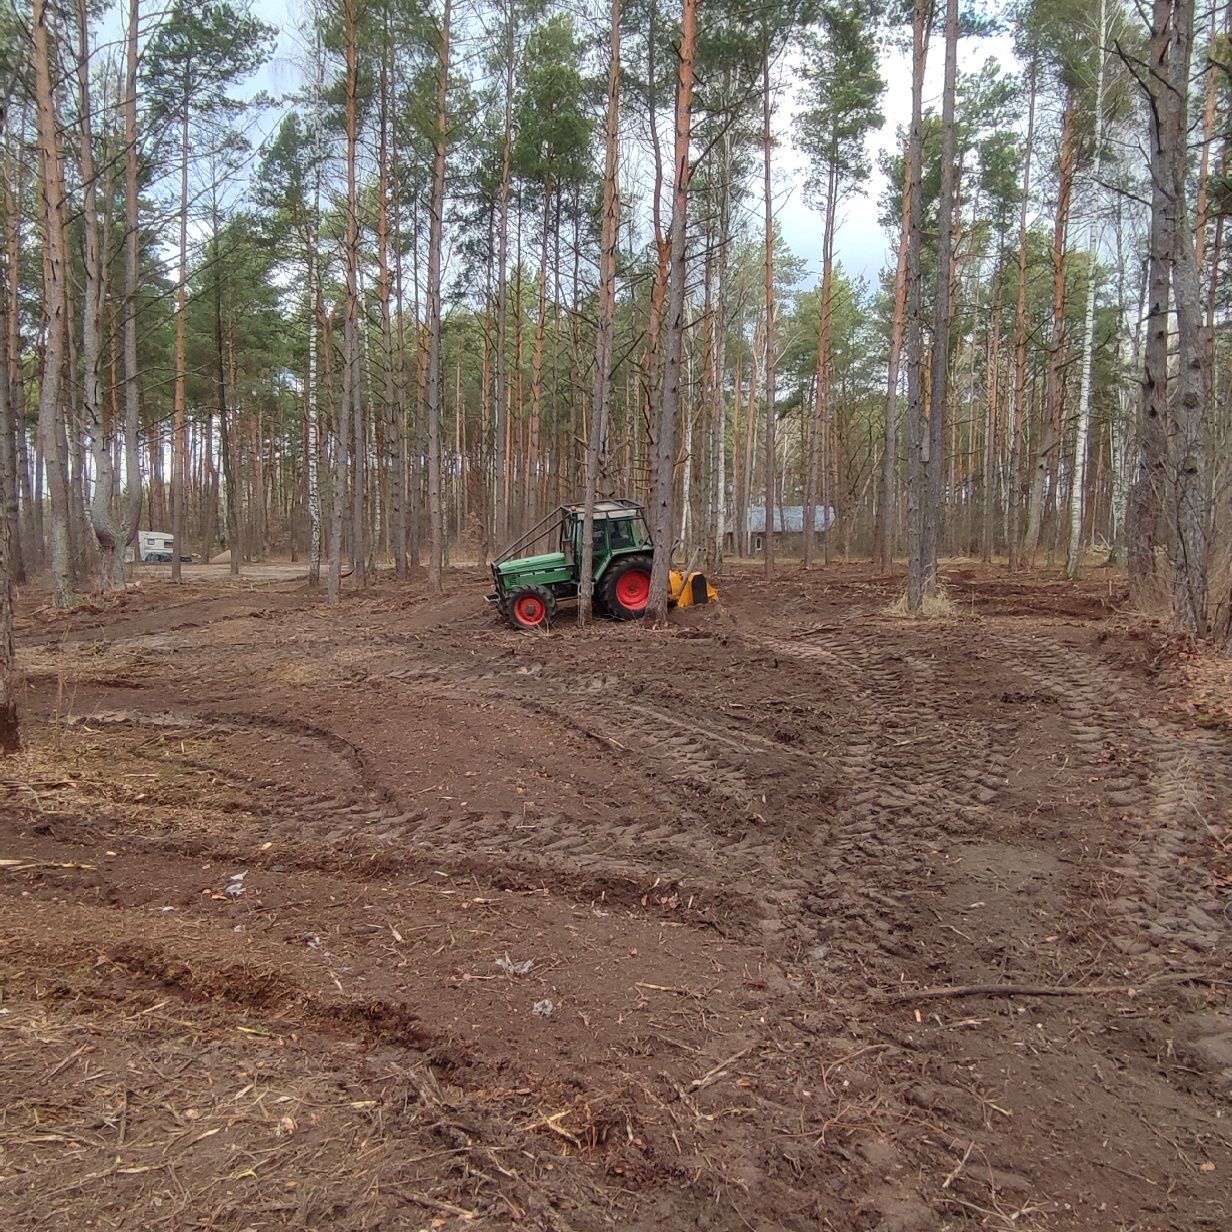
878, 155, 912, 572
904, 0, 928, 611
982, 274, 1004, 564
376, 32, 401, 579
32, 0, 73, 608
1066, 0, 1108, 581
171, 89, 190, 583
0, 254, 16, 750
1024, 84, 1076, 567
73, 0, 122, 590
919, 0, 959, 603
646, 0, 697, 625
1008, 61, 1036, 572
307, 37, 324, 586
343, 0, 365, 587
579, 0, 621, 628
1128, 0, 1173, 603
761, 28, 777, 579
493, 1, 515, 546
426, 0, 451, 592
806, 155, 838, 570
1166, 0, 1209, 632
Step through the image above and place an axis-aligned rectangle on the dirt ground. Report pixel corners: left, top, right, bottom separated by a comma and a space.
2, 561, 1229, 1231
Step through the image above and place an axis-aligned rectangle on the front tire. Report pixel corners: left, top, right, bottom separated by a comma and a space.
506, 585, 555, 631
600, 555, 653, 620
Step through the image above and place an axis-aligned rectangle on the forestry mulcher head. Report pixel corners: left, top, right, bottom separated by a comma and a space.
668, 569, 719, 608
485, 499, 716, 630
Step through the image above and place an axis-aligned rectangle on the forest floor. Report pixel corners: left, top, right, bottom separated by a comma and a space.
2, 561, 1231, 1232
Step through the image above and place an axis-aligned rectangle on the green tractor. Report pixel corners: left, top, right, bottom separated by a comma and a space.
488, 500, 655, 630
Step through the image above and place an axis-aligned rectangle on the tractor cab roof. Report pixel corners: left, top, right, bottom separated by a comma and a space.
562, 500, 644, 520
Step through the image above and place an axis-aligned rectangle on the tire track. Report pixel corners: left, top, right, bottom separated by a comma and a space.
978, 629, 1231, 966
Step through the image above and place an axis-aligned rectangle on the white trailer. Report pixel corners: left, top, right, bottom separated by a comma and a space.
125, 530, 177, 564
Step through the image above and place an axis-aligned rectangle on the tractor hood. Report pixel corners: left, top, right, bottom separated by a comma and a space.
497, 551, 567, 575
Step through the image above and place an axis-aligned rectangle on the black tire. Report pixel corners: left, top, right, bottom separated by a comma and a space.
506, 585, 556, 631
600, 554, 653, 620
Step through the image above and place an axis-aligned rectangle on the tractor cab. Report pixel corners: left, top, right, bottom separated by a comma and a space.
488, 500, 655, 630
562, 502, 649, 563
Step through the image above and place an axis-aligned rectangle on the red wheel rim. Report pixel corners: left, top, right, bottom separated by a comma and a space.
513, 594, 546, 625
615, 569, 651, 610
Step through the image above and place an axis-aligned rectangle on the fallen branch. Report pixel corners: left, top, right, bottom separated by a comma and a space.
888, 982, 1135, 1002
520, 1109, 582, 1147
886, 972, 1220, 1003
685, 1044, 754, 1095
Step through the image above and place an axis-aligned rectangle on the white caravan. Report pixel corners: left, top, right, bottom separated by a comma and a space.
125, 530, 177, 564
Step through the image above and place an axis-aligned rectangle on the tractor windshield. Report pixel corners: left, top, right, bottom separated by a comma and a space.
608, 516, 643, 551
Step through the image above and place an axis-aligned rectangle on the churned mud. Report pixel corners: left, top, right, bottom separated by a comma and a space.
2, 563, 1229, 1230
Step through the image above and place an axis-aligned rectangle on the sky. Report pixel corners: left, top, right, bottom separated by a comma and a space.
241, 2, 1020, 292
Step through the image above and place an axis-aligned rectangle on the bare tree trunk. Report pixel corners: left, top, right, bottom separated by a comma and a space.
343, 0, 365, 587
646, 0, 696, 625
171, 90, 190, 583
376, 31, 401, 580
710, 119, 731, 574
527, 185, 551, 521
0, 254, 17, 591
72, 0, 121, 590
3, 117, 33, 578
1128, 0, 1173, 603
904, 0, 928, 611
32, 0, 73, 608
0, 256, 16, 749
213, 223, 241, 578
1024, 85, 1076, 567
760, 27, 777, 579
1066, 0, 1108, 581
492, 1, 515, 546
579, 0, 621, 628
982, 275, 1004, 564
1166, 0, 1209, 632
1008, 60, 1036, 572
306, 37, 323, 586
878, 155, 911, 573
426, 0, 451, 592
920, 0, 959, 602
806, 155, 838, 570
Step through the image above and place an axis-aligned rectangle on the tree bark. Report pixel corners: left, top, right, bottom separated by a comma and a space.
646, 0, 696, 625
1008, 60, 1036, 573
0, 247, 16, 750
306, 36, 324, 586
579, 0, 621, 628
492, 0, 515, 546
426, 0, 451, 592
878, 155, 912, 573
905, 0, 928, 611
73, 0, 123, 591
761, 27, 777, 579
1166, 0, 1209, 632
1128, 0, 1173, 603
171, 88, 190, 584
920, 0, 959, 603
1024, 84, 1076, 567
32, 0, 74, 608
343, 0, 365, 587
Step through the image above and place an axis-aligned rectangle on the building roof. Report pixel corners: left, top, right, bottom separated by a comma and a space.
738, 505, 835, 533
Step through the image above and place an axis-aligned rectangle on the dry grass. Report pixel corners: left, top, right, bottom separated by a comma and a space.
884, 589, 958, 620
2, 721, 243, 839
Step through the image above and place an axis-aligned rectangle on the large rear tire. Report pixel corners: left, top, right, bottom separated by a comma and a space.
506, 585, 556, 631
600, 554, 653, 620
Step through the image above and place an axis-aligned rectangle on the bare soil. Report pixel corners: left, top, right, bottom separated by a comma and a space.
2, 562, 1229, 1231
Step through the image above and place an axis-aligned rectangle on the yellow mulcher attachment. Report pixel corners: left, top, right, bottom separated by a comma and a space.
668, 569, 719, 608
